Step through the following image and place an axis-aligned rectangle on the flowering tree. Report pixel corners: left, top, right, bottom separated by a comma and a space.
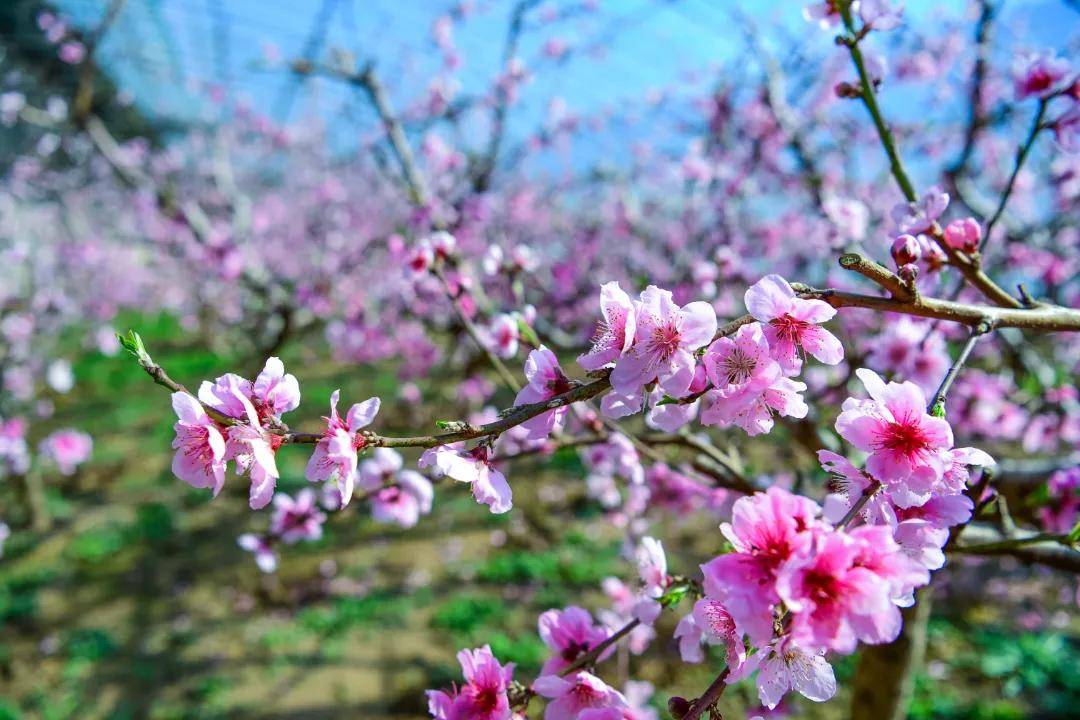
2, 0, 1080, 717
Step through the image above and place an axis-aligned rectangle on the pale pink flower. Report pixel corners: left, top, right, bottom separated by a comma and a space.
579, 282, 637, 371
198, 357, 299, 425
429, 230, 457, 258
636, 536, 668, 597
744, 275, 843, 374
647, 363, 707, 431
701, 324, 808, 436
170, 393, 227, 497
823, 195, 869, 240
835, 369, 953, 507
692, 598, 746, 670
514, 346, 574, 439
674, 611, 706, 663
419, 444, 511, 513
1054, 104, 1080, 152
426, 645, 515, 720
891, 185, 949, 234
370, 481, 433, 528
227, 409, 281, 509
632, 536, 668, 624
892, 518, 949, 571
486, 314, 520, 359
818, 450, 895, 526
860, 0, 903, 30
39, 429, 92, 475
537, 606, 613, 675
270, 489, 326, 544
803, 1, 844, 29
406, 240, 434, 276
1013, 53, 1071, 100
237, 533, 277, 573
866, 317, 950, 395
744, 637, 836, 709
305, 390, 380, 508
251, 357, 301, 419
58, 41, 85, 64
533, 672, 627, 720
611, 286, 716, 399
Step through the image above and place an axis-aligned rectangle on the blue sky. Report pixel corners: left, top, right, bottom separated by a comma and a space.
56, 0, 1077, 163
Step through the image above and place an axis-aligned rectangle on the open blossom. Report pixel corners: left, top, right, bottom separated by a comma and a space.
633, 537, 668, 624
237, 533, 277, 573
360, 448, 434, 528
891, 185, 949, 235
860, 0, 903, 30
578, 281, 637, 371
270, 489, 326, 544
199, 357, 299, 425
486, 313, 520, 359
599, 579, 656, 655
744, 274, 843, 374
533, 672, 627, 720
170, 392, 227, 497
835, 369, 953, 507
676, 598, 747, 669
1013, 53, 1070, 99
305, 390, 380, 508
420, 444, 511, 513
701, 323, 808, 436
819, 450, 895, 526
514, 346, 574, 439
39, 429, 92, 475
738, 637, 836, 710
700, 488, 824, 642
776, 530, 899, 653
538, 606, 613, 675
406, 239, 434, 276
611, 285, 716, 399
227, 391, 282, 510
646, 366, 706, 432
1039, 466, 1080, 533
866, 317, 950, 395
426, 645, 515, 720
802, 1, 844, 28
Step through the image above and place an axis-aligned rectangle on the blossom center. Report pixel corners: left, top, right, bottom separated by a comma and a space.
649, 320, 682, 361
719, 348, 757, 384
875, 414, 931, 458
770, 314, 809, 346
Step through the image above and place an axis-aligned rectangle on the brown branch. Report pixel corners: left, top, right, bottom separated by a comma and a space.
432, 267, 522, 393
838, 253, 913, 300
682, 668, 732, 720
355, 63, 432, 208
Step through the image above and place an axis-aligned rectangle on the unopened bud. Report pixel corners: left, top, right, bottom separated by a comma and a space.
943, 217, 982, 254
891, 234, 921, 266
834, 81, 862, 99
898, 263, 919, 285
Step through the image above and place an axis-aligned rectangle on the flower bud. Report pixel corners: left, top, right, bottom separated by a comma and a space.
943, 217, 982, 254
898, 263, 919, 285
891, 234, 921, 266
